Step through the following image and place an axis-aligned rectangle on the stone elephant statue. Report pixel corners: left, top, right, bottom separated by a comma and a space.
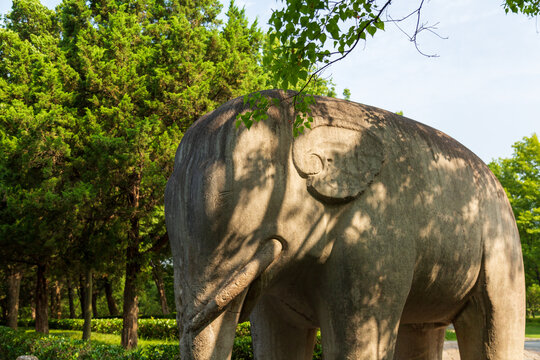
165, 90, 525, 360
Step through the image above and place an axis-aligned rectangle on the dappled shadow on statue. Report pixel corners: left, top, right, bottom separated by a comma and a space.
164, 90, 525, 360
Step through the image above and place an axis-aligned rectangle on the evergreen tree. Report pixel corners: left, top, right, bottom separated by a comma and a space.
2, 0, 294, 348
0, 0, 78, 334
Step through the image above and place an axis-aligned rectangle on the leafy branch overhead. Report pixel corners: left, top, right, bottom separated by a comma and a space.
235, 91, 316, 137
505, 0, 540, 16
238, 0, 540, 135
239, 0, 391, 134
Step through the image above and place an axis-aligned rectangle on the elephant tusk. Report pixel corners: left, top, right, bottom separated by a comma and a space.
186, 238, 283, 334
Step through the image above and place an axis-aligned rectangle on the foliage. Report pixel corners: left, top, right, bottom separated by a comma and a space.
1, 324, 323, 359
1, 0, 269, 346
235, 90, 317, 136
39, 318, 177, 340
489, 134, 540, 288
32, 318, 253, 341
0, 325, 177, 360
0, 0, 77, 268
505, 0, 540, 16
342, 88, 351, 100
232, 335, 253, 360
22, 329, 178, 347
265, 0, 386, 92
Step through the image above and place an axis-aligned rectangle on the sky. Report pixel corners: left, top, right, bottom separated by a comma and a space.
1, 0, 539, 163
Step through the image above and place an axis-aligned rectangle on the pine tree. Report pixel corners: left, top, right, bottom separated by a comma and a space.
0, 0, 77, 334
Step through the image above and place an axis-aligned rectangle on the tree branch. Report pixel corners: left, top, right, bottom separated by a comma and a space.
296, 0, 393, 100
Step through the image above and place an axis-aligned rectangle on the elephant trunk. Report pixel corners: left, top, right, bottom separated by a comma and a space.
180, 238, 283, 359
180, 291, 246, 360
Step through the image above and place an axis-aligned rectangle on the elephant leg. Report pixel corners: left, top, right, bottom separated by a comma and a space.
453, 262, 525, 359
317, 264, 412, 359
250, 296, 317, 360
318, 301, 405, 360
393, 323, 446, 360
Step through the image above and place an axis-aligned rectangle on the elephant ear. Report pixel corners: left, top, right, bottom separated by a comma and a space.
293, 125, 384, 204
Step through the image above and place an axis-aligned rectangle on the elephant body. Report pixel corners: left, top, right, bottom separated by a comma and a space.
165, 90, 525, 359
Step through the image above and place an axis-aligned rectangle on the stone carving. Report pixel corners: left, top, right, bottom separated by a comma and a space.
165, 90, 525, 360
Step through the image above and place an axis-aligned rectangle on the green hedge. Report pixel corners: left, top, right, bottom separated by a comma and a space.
0, 326, 179, 360
1, 325, 322, 359
19, 318, 254, 341
18, 318, 178, 340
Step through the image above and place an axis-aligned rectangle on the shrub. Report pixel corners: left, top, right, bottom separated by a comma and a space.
232, 335, 253, 359
33, 318, 176, 339
0, 326, 177, 360
91, 319, 123, 335
0, 326, 34, 359
138, 319, 177, 340
28, 318, 248, 341
138, 345, 180, 360
235, 322, 251, 337
5, 321, 324, 359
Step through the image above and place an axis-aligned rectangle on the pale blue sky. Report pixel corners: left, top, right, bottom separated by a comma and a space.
2, 0, 539, 162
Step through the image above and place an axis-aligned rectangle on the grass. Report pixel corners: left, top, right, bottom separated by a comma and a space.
23, 329, 178, 347
526, 316, 540, 339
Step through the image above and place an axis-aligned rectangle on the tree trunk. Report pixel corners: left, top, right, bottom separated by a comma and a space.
78, 275, 86, 318
122, 181, 141, 350
50, 280, 62, 319
67, 278, 76, 318
104, 277, 118, 317
92, 278, 99, 319
82, 270, 93, 340
35, 264, 49, 334
150, 260, 170, 315
121, 243, 140, 349
7, 268, 22, 329
50, 284, 55, 319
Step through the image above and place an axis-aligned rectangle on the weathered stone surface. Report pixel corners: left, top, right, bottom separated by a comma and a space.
16, 356, 39, 360
165, 90, 525, 359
